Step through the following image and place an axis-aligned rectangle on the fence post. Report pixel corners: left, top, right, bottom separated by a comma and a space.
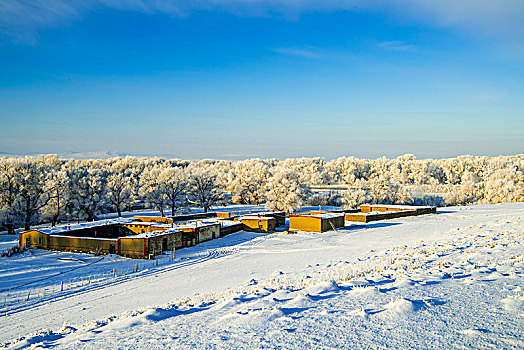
26, 290, 30, 301
135, 263, 138, 272
88, 275, 91, 284
113, 268, 116, 277
60, 281, 63, 292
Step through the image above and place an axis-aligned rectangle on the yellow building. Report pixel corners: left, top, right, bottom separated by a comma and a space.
289, 213, 345, 233
174, 221, 221, 246
133, 216, 174, 224
121, 222, 169, 234
359, 204, 436, 215
237, 216, 276, 233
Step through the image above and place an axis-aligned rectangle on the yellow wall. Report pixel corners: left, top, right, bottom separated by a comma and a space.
20, 230, 48, 249
49, 235, 117, 254
360, 205, 412, 213
120, 237, 146, 258
133, 216, 174, 224
122, 223, 165, 234
241, 218, 276, 232
344, 213, 368, 222
289, 216, 322, 232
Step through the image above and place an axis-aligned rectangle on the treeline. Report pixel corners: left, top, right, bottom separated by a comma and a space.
1, 154, 523, 233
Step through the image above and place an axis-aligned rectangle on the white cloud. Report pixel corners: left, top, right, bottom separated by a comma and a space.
273, 47, 325, 59
378, 41, 416, 51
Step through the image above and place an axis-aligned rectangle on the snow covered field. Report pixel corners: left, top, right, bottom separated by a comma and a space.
1, 203, 523, 349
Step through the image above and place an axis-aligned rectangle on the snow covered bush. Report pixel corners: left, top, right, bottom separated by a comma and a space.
341, 188, 372, 209
307, 191, 342, 206
366, 178, 412, 205
412, 194, 446, 207
1, 245, 26, 258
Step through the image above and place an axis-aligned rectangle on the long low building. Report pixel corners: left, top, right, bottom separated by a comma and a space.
20, 227, 181, 259
307, 205, 436, 223
359, 204, 437, 215
19, 218, 223, 259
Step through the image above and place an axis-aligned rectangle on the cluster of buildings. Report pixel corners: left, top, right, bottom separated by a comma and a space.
19, 211, 286, 259
19, 205, 436, 259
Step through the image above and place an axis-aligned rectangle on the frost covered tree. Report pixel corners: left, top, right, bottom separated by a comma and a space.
482, 168, 523, 204
17, 158, 52, 230
42, 167, 71, 226
341, 188, 372, 209
106, 171, 133, 217
140, 166, 167, 217
69, 167, 108, 221
187, 170, 224, 213
367, 178, 412, 205
0, 158, 23, 233
160, 166, 188, 216
264, 166, 310, 213
228, 159, 269, 205
308, 191, 342, 206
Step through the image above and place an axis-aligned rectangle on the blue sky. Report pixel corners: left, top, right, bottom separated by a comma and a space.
1, 0, 523, 160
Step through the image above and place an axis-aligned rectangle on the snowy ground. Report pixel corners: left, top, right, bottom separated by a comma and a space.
1, 203, 523, 349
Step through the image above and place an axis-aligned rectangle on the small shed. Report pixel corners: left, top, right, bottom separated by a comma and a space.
237, 216, 276, 233
244, 211, 286, 227
289, 213, 345, 233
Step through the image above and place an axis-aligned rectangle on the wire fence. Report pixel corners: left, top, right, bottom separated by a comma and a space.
0, 253, 175, 315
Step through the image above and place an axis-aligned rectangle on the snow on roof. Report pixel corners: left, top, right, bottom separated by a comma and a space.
122, 229, 183, 239
360, 204, 435, 209
219, 220, 242, 227
47, 234, 118, 241
123, 222, 171, 228
293, 213, 344, 219
174, 221, 220, 230
238, 216, 274, 221
38, 218, 135, 235
243, 211, 284, 216
347, 210, 416, 216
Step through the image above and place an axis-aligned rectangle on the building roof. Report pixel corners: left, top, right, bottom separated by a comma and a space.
238, 216, 275, 221
359, 204, 435, 209
36, 218, 135, 235
290, 213, 344, 219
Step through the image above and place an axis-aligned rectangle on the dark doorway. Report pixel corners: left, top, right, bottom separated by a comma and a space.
26, 238, 31, 247
109, 244, 116, 254
162, 238, 168, 252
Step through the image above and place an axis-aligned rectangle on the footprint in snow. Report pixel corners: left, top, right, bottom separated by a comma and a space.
500, 294, 524, 312
459, 328, 490, 336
